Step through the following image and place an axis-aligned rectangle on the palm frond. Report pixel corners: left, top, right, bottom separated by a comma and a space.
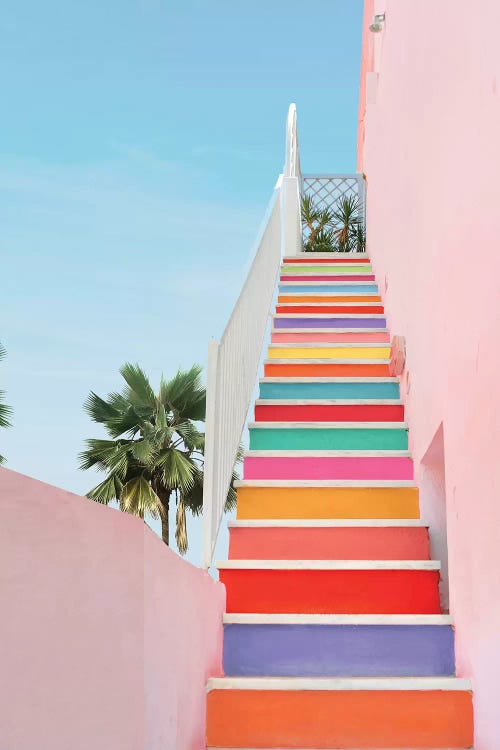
79, 439, 130, 478
175, 495, 188, 554
86, 474, 123, 504
157, 448, 196, 492
120, 475, 162, 519
160, 365, 206, 421
120, 363, 157, 410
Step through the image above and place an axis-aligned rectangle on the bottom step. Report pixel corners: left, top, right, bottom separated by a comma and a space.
206, 678, 473, 749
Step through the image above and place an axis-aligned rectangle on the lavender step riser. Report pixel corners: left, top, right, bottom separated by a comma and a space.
275, 317, 387, 329
223, 624, 455, 677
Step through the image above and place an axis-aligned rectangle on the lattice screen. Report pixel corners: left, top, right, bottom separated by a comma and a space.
301, 174, 366, 252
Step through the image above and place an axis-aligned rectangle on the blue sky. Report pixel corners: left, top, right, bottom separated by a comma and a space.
1, 0, 363, 565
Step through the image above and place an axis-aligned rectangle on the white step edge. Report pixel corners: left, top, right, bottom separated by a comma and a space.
228, 519, 425, 528
283, 253, 370, 259
278, 274, 377, 286
249, 421, 408, 429
274, 313, 385, 319
264, 359, 390, 365
272, 328, 389, 333
260, 377, 398, 383
206, 676, 469, 692
223, 613, 451, 625
255, 399, 402, 405
269, 342, 390, 348
235, 479, 417, 488
244, 450, 411, 458
278, 291, 380, 296
216, 560, 440, 570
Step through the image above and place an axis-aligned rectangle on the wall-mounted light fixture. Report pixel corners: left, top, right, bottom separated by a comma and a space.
369, 13, 385, 33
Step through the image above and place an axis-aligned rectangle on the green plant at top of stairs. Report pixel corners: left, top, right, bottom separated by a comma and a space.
79, 363, 239, 555
301, 193, 366, 252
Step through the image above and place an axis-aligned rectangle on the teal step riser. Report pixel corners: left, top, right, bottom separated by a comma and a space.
259, 382, 401, 400
249, 428, 409, 451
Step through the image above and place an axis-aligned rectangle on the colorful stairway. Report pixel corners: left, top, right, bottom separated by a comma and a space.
206, 253, 474, 749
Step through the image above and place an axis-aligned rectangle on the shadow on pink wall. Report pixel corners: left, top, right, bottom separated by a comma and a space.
0, 466, 224, 750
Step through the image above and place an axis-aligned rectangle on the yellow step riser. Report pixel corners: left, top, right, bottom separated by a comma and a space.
268, 346, 391, 360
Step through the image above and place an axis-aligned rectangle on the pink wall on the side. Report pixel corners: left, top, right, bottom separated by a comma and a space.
0, 467, 224, 750
358, 3, 500, 747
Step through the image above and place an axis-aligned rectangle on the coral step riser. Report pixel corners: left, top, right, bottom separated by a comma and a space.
249, 426, 408, 451
243, 455, 413, 481
279, 283, 379, 293
236, 486, 420, 520
281, 274, 376, 281
206, 689, 473, 748
274, 317, 386, 329
271, 331, 390, 343
276, 304, 384, 314
223, 623, 455, 677
268, 345, 390, 359
254, 403, 404, 421
221, 568, 441, 614
264, 362, 391, 377
259, 381, 400, 399
228, 526, 429, 560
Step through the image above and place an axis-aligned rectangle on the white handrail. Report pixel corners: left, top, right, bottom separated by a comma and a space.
202, 105, 302, 568
285, 103, 301, 179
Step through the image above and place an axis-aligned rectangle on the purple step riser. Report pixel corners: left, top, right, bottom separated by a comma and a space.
274, 317, 387, 329
223, 624, 455, 677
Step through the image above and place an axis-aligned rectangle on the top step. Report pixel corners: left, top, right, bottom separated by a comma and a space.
283, 253, 370, 261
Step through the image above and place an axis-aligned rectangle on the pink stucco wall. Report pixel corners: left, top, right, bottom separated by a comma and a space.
0, 467, 224, 750
358, 3, 500, 747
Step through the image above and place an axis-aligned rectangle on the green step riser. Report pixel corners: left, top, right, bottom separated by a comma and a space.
282, 265, 372, 274
249, 428, 409, 451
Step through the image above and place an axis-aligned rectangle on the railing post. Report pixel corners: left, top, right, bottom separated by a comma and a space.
202, 338, 220, 568
282, 176, 302, 256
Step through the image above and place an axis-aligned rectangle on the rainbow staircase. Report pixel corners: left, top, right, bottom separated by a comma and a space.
206, 253, 473, 749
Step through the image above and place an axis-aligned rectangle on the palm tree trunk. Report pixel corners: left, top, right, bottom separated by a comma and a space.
154, 483, 171, 546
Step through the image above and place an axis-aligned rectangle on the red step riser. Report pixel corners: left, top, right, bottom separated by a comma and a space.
254, 404, 404, 422
221, 569, 441, 614
276, 305, 384, 314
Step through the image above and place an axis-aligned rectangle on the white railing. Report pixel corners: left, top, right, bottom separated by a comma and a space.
202, 104, 302, 568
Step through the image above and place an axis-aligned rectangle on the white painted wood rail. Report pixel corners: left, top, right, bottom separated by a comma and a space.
202, 105, 302, 567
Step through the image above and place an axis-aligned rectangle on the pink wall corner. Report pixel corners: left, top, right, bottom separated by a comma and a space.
0, 466, 224, 750
358, 2, 500, 747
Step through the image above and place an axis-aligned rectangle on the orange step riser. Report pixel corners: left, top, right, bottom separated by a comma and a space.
236, 487, 421, 520
221, 569, 441, 614
206, 689, 473, 748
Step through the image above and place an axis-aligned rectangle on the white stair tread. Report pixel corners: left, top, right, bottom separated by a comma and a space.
235, 479, 417, 487
223, 613, 451, 625
255, 399, 402, 405
206, 676, 470, 692
228, 519, 426, 528
245, 450, 411, 457
260, 377, 398, 383
272, 327, 389, 333
279, 280, 377, 286
249, 421, 408, 429
283, 253, 370, 259
274, 313, 385, 319
216, 559, 440, 570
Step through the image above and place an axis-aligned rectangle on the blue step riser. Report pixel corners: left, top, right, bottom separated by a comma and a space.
259, 382, 401, 400
223, 624, 455, 677
279, 284, 379, 294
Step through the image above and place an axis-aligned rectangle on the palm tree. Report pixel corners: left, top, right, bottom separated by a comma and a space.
301, 194, 335, 252
332, 195, 362, 252
0, 343, 12, 464
79, 363, 238, 554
